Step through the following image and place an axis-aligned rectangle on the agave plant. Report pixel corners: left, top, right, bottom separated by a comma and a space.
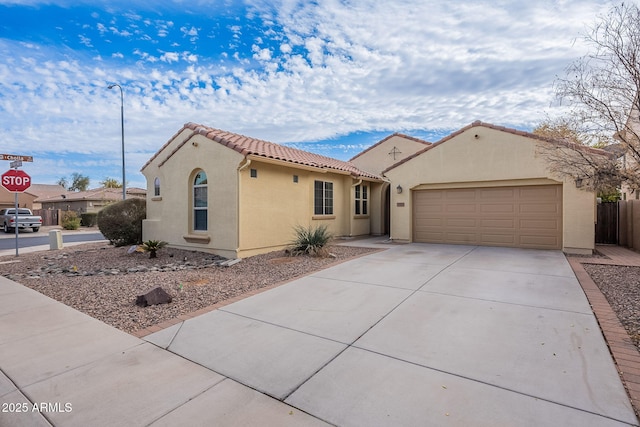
140, 239, 168, 259
289, 225, 332, 257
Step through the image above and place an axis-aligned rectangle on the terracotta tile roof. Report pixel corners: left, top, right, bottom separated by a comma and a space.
143, 123, 382, 181
382, 120, 613, 174
35, 187, 146, 203
349, 133, 431, 161
25, 184, 66, 198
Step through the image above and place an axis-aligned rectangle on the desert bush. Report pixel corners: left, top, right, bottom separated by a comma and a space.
140, 239, 168, 258
289, 224, 332, 257
97, 198, 146, 247
61, 211, 81, 230
80, 212, 98, 227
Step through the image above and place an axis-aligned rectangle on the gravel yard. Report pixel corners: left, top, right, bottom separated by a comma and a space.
0, 242, 378, 334
3, 241, 640, 354
582, 263, 640, 349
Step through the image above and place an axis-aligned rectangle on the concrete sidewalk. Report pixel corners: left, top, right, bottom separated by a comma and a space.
1, 243, 638, 426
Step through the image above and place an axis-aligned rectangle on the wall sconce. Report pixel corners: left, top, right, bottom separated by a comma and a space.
575, 177, 583, 188
396, 185, 403, 194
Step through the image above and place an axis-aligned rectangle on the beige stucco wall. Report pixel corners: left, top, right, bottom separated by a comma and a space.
237, 158, 374, 257
143, 130, 376, 258
142, 130, 244, 259
351, 135, 429, 176
384, 126, 597, 254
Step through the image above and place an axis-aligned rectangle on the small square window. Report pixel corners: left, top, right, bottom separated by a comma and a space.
250, 169, 258, 178
293, 175, 299, 183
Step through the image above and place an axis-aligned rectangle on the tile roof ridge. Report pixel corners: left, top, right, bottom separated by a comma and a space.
184, 122, 382, 180
381, 120, 613, 174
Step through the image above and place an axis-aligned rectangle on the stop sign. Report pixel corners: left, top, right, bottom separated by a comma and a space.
1, 169, 31, 193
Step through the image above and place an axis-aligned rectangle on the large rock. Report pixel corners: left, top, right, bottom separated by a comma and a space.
136, 286, 172, 307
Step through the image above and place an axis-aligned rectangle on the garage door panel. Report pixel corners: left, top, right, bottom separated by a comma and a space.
519, 235, 561, 248
480, 234, 516, 245
446, 189, 476, 199
479, 188, 516, 199
520, 186, 560, 198
413, 185, 562, 250
519, 203, 560, 214
481, 219, 515, 228
480, 203, 516, 214
446, 232, 478, 244
445, 203, 477, 213
520, 219, 559, 230
447, 218, 477, 227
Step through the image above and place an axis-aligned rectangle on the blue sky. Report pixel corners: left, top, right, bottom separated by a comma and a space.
0, 0, 620, 190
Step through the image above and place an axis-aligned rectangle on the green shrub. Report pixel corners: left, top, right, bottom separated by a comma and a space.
97, 198, 146, 247
140, 239, 168, 258
61, 211, 81, 230
80, 212, 98, 227
289, 224, 332, 257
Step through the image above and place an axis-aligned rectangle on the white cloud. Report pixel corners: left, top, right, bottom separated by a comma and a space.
0, 0, 618, 188
78, 35, 93, 47
160, 51, 180, 63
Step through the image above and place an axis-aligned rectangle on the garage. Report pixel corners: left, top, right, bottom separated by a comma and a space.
412, 185, 562, 250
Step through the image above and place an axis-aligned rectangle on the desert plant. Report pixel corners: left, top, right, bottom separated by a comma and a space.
61, 211, 81, 230
97, 198, 146, 247
289, 224, 332, 257
140, 239, 168, 258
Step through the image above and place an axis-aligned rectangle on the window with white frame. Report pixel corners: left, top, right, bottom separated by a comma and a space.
193, 171, 208, 231
314, 180, 333, 215
355, 184, 368, 215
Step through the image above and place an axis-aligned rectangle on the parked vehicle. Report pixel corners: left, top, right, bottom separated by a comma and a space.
0, 208, 43, 233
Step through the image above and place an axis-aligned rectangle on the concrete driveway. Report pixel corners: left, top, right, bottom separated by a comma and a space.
1, 243, 638, 426
145, 243, 638, 426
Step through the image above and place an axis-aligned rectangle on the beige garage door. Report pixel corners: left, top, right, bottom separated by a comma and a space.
413, 185, 562, 249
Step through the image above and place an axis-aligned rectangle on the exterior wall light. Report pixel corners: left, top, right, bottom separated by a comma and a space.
396, 185, 403, 194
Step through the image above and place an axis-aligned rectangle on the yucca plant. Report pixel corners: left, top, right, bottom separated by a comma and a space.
289, 225, 332, 257
140, 239, 168, 259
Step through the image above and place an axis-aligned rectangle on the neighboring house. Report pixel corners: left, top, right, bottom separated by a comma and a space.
0, 183, 65, 210
142, 121, 605, 258
36, 187, 146, 213
614, 103, 640, 200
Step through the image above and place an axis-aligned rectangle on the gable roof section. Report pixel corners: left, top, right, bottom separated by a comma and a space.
24, 183, 66, 198
382, 120, 612, 174
35, 187, 146, 203
143, 122, 382, 180
348, 133, 431, 161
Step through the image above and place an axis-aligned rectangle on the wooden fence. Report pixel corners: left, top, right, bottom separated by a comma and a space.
33, 209, 60, 227
596, 202, 618, 244
616, 200, 640, 250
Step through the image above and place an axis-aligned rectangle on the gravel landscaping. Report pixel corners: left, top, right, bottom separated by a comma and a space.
0, 242, 378, 334
582, 263, 640, 349
3, 241, 640, 354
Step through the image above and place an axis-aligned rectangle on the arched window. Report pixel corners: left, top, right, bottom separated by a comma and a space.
193, 171, 208, 231
154, 177, 160, 197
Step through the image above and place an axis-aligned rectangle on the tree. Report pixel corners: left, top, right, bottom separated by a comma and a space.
58, 172, 90, 192
56, 177, 68, 189
100, 177, 122, 188
550, 3, 640, 192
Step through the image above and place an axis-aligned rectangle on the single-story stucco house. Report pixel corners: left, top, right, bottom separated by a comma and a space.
37, 187, 147, 213
141, 121, 607, 258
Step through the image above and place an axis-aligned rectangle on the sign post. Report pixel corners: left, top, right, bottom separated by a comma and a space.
1, 155, 33, 256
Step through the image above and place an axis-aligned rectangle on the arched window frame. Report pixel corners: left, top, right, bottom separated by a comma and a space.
154, 177, 160, 197
192, 170, 208, 231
